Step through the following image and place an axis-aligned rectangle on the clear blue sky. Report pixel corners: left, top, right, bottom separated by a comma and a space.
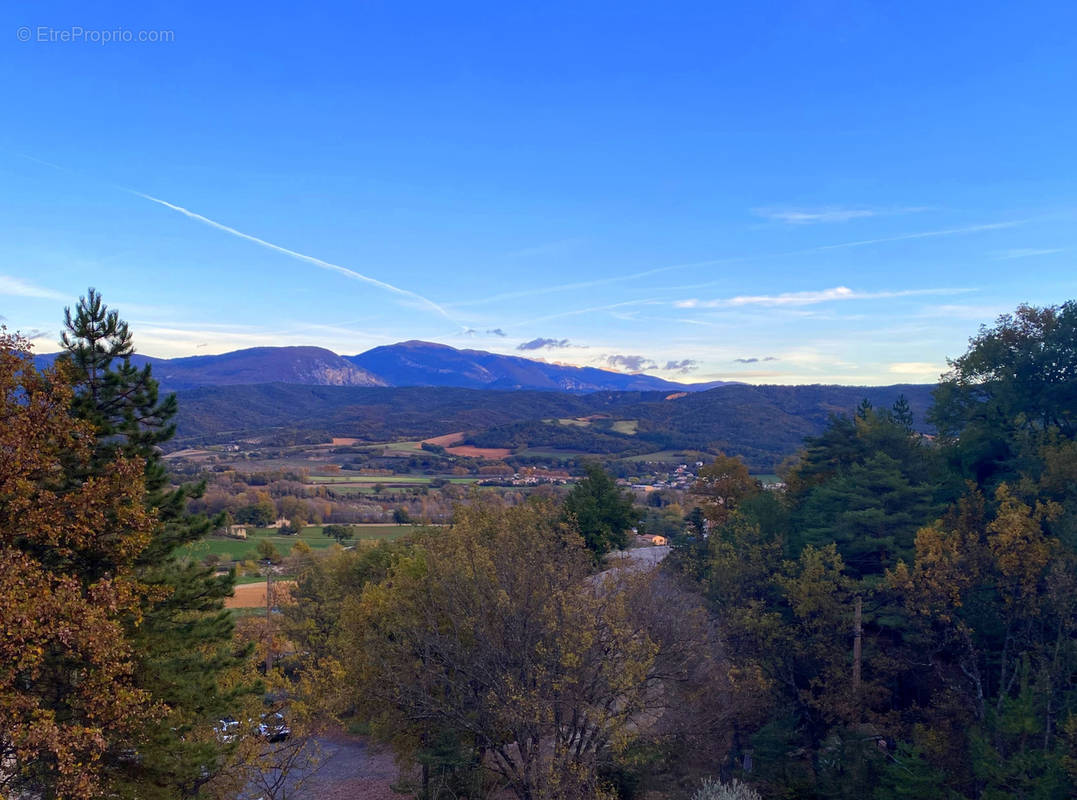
2, 1, 1075, 384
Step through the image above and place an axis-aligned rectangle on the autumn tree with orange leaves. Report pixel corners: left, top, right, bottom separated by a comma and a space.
0, 332, 159, 799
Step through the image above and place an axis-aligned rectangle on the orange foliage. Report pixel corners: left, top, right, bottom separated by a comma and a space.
0, 333, 159, 798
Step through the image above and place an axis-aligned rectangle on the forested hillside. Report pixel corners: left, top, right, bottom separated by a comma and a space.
172, 381, 936, 470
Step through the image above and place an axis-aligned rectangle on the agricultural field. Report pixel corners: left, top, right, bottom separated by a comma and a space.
185, 524, 425, 565
614, 449, 715, 463
309, 474, 481, 486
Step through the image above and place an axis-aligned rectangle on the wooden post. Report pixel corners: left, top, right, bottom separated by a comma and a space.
852, 595, 862, 694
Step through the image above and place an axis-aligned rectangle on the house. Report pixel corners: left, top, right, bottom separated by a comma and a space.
226, 524, 248, 539
641, 534, 668, 546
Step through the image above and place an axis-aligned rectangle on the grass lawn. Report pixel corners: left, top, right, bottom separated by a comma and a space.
187, 524, 425, 564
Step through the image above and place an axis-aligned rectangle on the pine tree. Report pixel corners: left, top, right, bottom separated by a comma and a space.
562, 462, 637, 559
891, 394, 914, 431
58, 289, 252, 796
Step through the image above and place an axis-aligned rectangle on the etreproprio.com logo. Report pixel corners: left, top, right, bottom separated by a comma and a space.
16, 26, 175, 44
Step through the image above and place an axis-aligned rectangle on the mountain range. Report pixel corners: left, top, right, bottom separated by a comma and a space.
32, 340, 937, 469
33, 340, 719, 393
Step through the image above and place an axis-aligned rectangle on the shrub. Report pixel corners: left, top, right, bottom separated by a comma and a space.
692, 777, 762, 800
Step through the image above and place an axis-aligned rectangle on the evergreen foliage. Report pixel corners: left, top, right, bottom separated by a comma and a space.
562, 462, 637, 558
58, 289, 252, 796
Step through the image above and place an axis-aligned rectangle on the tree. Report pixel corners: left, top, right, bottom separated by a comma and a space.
931, 301, 1077, 483
795, 452, 940, 579
691, 452, 760, 527
235, 500, 276, 527
57, 290, 252, 796
323, 524, 356, 544
892, 394, 914, 431
342, 499, 705, 799
562, 462, 636, 559
0, 332, 158, 799
256, 538, 283, 564
786, 408, 945, 578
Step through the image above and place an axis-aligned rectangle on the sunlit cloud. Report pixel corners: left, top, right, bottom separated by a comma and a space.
675, 286, 973, 309
887, 361, 945, 380
0, 275, 69, 302
456, 218, 1024, 308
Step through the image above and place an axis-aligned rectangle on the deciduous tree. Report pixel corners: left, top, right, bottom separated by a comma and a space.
0, 332, 157, 799
342, 499, 701, 799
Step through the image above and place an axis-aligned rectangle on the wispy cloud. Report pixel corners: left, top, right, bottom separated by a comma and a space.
517, 337, 570, 351
662, 358, 698, 374
753, 205, 931, 225
0, 275, 69, 302
814, 220, 1023, 251
606, 354, 657, 372
734, 356, 778, 363
506, 238, 583, 258
675, 285, 973, 309
887, 361, 945, 380
455, 218, 1025, 309
754, 207, 875, 224
129, 190, 453, 319
519, 299, 663, 326
487, 328, 506, 337
992, 247, 1064, 260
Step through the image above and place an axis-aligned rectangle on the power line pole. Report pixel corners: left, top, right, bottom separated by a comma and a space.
852, 595, 863, 695
264, 558, 274, 674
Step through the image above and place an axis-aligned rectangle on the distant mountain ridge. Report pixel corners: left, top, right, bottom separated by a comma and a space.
32, 346, 385, 390
347, 340, 697, 392
33, 340, 719, 393
169, 381, 938, 470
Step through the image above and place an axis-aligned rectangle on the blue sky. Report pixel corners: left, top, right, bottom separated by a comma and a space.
2, 0, 1075, 384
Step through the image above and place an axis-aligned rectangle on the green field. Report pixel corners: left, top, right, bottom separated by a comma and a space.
515, 447, 602, 458
308, 475, 480, 486
614, 449, 714, 462
382, 440, 425, 454
310, 475, 431, 484
185, 524, 425, 564
610, 420, 639, 435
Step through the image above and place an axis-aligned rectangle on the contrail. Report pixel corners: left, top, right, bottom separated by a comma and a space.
455, 219, 1028, 308
130, 190, 452, 319
812, 220, 1025, 251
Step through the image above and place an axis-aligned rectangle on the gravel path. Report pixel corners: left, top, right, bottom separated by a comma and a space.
291, 735, 406, 800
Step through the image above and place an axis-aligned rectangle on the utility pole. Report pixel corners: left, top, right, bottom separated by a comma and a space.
264, 558, 274, 674
852, 595, 863, 694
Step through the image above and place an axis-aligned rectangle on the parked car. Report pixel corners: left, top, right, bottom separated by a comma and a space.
257, 711, 291, 742
214, 712, 291, 743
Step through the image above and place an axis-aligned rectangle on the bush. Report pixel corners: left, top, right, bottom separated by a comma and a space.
692, 777, 762, 800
